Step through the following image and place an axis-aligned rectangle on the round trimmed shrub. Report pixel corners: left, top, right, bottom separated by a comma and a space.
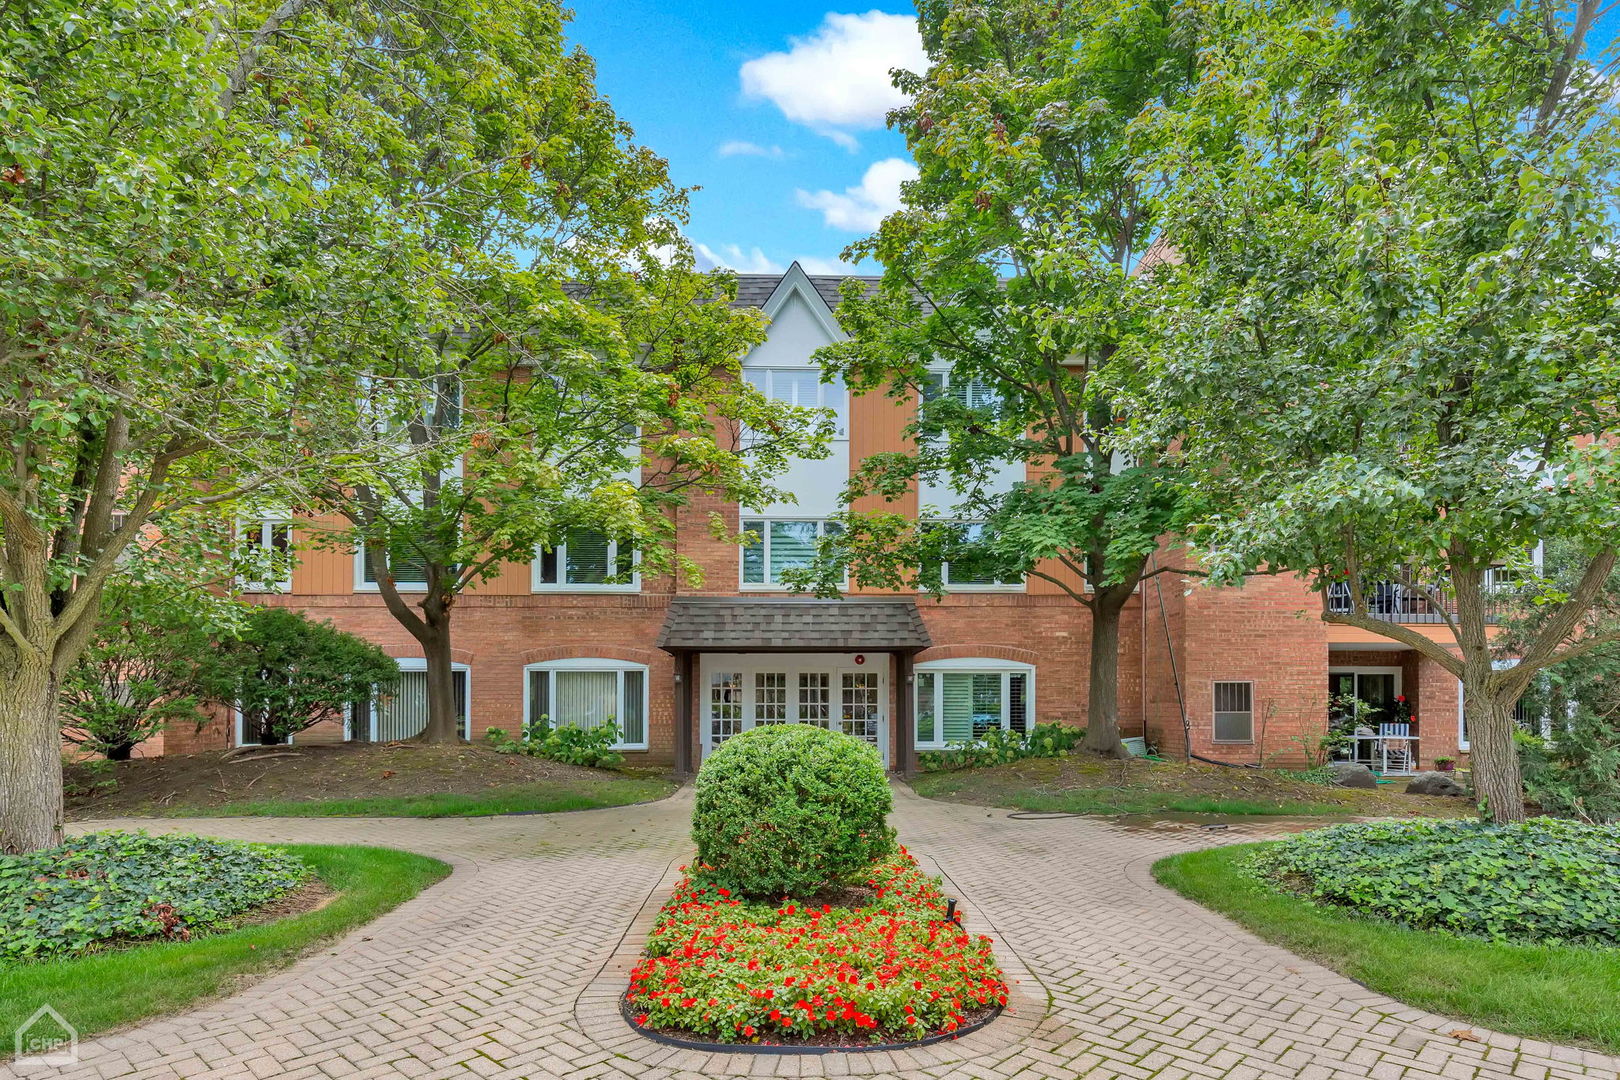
1255, 817, 1620, 944
692, 725, 895, 898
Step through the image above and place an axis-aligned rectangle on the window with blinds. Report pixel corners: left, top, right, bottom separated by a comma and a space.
358, 538, 430, 588
370, 668, 467, 741
740, 519, 844, 586
915, 666, 1032, 748
1212, 681, 1254, 743
744, 367, 848, 437
535, 529, 636, 590
526, 664, 647, 749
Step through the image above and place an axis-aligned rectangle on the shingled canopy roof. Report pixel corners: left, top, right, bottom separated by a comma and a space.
656, 597, 932, 652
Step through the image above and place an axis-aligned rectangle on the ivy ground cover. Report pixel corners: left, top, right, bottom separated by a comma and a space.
627, 847, 1007, 1046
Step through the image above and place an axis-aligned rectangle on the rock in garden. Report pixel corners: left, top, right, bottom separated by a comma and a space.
1328, 762, 1378, 789
1406, 771, 1468, 797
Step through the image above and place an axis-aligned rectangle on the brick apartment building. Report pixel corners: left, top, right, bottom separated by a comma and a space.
167, 264, 1472, 774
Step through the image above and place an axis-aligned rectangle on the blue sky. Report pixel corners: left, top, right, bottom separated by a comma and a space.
566, 3, 924, 276
568, 4, 1620, 277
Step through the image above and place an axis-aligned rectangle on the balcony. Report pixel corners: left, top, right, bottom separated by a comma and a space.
1326, 577, 1511, 625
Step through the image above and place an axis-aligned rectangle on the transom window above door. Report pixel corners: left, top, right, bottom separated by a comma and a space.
741, 518, 844, 588
533, 529, 637, 592
744, 368, 848, 438
914, 660, 1033, 749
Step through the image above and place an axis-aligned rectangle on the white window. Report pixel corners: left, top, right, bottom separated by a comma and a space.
914, 660, 1033, 749
533, 530, 638, 592
745, 367, 848, 437
741, 518, 844, 588
355, 539, 430, 591
352, 659, 469, 742
929, 521, 1022, 590
238, 518, 294, 592
1213, 681, 1254, 743
525, 659, 648, 750
922, 371, 1001, 411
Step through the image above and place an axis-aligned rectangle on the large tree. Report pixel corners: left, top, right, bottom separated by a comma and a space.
265, 0, 824, 744
802, 0, 1209, 757
0, 0, 370, 852
1126, 0, 1620, 820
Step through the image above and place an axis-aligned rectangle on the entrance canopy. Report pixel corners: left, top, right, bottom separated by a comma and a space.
656, 597, 932, 653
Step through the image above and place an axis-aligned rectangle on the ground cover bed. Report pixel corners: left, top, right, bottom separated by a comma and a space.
1, 832, 448, 1048
628, 846, 1007, 1046
1154, 818, 1620, 1051
66, 743, 674, 818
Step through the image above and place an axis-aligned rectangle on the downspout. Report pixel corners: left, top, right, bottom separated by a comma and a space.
1150, 553, 1193, 761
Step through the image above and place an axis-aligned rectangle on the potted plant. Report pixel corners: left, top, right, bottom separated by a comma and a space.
1434, 756, 1456, 773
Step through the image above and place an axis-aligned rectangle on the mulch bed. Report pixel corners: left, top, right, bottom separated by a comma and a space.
66, 743, 640, 818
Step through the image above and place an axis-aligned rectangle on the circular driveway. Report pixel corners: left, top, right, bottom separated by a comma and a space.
9, 786, 1617, 1080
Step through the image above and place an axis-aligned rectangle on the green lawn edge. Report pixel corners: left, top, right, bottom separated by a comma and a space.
1152, 843, 1620, 1054
155, 775, 677, 819
910, 772, 1372, 818
1, 843, 450, 1048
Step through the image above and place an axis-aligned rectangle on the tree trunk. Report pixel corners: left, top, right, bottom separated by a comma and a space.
1451, 560, 1524, 823
0, 656, 66, 853
106, 742, 135, 762
418, 601, 460, 744
1082, 585, 1132, 759
1464, 677, 1525, 823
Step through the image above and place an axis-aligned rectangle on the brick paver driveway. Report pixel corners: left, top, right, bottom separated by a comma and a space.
12, 786, 1617, 1080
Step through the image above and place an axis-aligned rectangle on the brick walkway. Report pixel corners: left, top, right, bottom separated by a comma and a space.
10, 787, 1617, 1080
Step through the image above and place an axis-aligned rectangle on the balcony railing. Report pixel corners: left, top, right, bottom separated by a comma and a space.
1326, 578, 1511, 625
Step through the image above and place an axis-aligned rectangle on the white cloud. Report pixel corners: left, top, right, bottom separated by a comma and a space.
740, 12, 925, 148
717, 140, 787, 159
694, 243, 785, 274
796, 157, 918, 232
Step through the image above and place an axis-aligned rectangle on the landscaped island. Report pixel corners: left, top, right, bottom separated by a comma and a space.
626, 725, 1007, 1048
1156, 818, 1620, 1052
1, 832, 447, 1043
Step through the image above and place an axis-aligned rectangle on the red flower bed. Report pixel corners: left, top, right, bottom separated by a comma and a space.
626, 847, 1007, 1045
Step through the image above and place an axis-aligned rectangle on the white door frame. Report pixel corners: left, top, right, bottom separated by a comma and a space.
698, 652, 889, 767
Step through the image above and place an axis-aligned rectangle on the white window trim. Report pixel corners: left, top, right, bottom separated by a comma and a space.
744, 366, 849, 440
531, 536, 640, 593
354, 542, 430, 593
523, 658, 650, 751
913, 658, 1035, 750
236, 517, 294, 593
932, 520, 1025, 593
377, 658, 470, 741
739, 517, 847, 591
1211, 679, 1256, 744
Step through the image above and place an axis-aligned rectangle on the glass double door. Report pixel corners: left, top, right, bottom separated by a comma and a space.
703, 654, 886, 765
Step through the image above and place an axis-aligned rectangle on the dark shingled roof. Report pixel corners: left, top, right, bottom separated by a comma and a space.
731, 273, 884, 310
656, 597, 932, 652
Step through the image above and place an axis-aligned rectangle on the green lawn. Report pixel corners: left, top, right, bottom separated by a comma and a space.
1154, 843, 1620, 1053
909, 756, 1464, 819
1, 844, 449, 1047
164, 775, 676, 818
